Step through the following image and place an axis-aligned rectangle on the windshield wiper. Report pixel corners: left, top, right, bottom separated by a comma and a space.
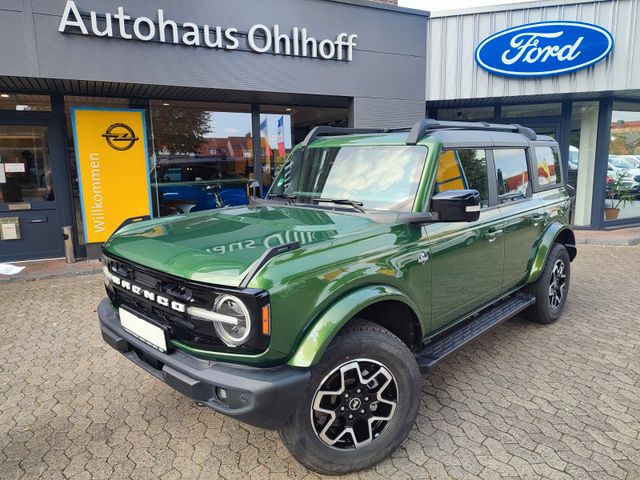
267, 193, 297, 205
313, 198, 366, 213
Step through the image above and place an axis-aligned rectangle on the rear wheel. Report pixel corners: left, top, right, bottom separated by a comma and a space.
279, 320, 421, 475
524, 243, 571, 324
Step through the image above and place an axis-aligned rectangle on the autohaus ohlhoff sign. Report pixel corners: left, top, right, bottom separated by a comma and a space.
58, 0, 358, 61
475, 21, 614, 77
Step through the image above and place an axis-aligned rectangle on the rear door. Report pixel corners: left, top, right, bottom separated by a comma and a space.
427, 148, 504, 332
493, 147, 544, 291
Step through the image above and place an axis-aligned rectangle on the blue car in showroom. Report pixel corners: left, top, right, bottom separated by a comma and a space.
152, 156, 250, 216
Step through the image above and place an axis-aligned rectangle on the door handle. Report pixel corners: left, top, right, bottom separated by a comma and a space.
485, 228, 503, 242
531, 213, 545, 226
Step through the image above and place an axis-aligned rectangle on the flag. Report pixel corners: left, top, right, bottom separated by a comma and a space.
277, 116, 286, 157
260, 117, 271, 157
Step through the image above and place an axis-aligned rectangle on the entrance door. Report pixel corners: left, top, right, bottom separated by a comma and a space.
0, 124, 64, 261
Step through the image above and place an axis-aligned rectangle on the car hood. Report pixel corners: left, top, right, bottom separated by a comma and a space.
103, 205, 383, 287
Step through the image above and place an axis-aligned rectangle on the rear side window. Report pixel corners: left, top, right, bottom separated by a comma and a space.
493, 149, 530, 203
435, 149, 489, 208
535, 146, 562, 186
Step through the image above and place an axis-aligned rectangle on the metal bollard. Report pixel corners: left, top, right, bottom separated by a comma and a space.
62, 226, 76, 264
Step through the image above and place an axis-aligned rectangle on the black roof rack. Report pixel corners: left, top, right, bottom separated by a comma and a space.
406, 119, 537, 144
301, 119, 537, 148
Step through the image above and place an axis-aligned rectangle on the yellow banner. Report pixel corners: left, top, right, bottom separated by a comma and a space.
72, 108, 152, 243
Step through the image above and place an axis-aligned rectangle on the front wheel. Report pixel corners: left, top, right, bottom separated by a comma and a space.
524, 243, 571, 324
279, 320, 421, 475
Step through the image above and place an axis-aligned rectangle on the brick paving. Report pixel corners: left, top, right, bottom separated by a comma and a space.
1, 245, 639, 480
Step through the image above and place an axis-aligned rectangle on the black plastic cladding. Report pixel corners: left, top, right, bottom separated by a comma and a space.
102, 252, 270, 354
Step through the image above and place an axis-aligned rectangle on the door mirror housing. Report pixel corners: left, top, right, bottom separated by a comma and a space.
431, 189, 481, 222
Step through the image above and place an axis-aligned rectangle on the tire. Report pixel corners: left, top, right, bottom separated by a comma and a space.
279, 319, 421, 475
524, 243, 571, 324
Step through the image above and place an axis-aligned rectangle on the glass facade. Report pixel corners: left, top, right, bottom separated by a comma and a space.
501, 103, 562, 118
259, 105, 348, 189
0, 94, 51, 112
438, 106, 494, 121
606, 103, 640, 221
150, 101, 253, 216
0, 126, 53, 204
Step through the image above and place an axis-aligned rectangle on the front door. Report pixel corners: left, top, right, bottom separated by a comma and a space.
427, 148, 504, 332
0, 124, 64, 261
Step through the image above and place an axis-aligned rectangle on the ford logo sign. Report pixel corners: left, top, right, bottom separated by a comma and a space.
475, 21, 614, 77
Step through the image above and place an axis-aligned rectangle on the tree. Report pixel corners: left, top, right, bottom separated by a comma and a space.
151, 108, 211, 155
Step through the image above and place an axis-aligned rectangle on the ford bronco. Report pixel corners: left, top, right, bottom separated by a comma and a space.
98, 119, 576, 474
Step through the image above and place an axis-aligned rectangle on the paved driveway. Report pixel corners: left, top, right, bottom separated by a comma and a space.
1, 245, 639, 479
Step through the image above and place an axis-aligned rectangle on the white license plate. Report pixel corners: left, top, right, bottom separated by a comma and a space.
119, 308, 168, 353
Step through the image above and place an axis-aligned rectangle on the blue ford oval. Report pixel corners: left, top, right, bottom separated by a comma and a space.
475, 21, 614, 77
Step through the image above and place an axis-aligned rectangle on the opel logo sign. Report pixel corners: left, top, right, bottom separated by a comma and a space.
102, 123, 140, 151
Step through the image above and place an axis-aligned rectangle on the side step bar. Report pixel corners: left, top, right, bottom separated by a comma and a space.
415, 292, 535, 373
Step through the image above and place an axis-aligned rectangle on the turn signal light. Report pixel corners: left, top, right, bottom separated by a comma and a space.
262, 305, 271, 336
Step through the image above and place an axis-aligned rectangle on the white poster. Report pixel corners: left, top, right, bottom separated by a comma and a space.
4, 163, 25, 173
0, 164, 5, 184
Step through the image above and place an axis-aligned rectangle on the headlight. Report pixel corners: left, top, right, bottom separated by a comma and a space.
213, 295, 252, 346
188, 295, 252, 347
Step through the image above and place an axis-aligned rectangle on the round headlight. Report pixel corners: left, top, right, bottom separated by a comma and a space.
213, 295, 252, 347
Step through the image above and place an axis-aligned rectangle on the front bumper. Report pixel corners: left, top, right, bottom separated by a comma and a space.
98, 299, 310, 429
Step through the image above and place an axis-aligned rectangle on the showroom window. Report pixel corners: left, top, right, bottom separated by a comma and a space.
150, 101, 253, 216
259, 105, 348, 189
437, 106, 494, 121
501, 103, 562, 118
0, 93, 51, 111
606, 103, 640, 222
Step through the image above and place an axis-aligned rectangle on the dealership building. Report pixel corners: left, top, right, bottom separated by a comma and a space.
0, 0, 639, 263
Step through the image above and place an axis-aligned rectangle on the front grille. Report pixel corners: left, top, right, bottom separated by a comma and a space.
103, 253, 269, 354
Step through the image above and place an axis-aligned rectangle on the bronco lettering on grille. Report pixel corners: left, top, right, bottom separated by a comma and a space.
111, 274, 186, 313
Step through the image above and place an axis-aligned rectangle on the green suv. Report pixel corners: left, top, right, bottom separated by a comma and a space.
98, 119, 576, 474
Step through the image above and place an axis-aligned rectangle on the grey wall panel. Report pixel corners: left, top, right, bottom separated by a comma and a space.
426, 0, 640, 102
0, 0, 24, 11
31, 13, 425, 100
351, 97, 425, 128
0, 0, 427, 108
31, 0, 426, 57
0, 9, 33, 77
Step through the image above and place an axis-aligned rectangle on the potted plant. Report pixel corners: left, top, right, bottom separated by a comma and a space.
605, 171, 635, 220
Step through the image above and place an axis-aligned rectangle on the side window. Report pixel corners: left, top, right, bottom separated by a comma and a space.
535, 146, 562, 186
435, 149, 490, 208
493, 149, 530, 202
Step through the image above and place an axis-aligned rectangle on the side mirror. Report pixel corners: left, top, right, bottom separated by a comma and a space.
432, 189, 481, 222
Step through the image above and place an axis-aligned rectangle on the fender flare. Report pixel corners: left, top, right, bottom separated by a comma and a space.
527, 223, 576, 283
287, 284, 422, 368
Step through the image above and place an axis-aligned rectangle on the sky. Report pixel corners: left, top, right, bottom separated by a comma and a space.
398, 0, 532, 12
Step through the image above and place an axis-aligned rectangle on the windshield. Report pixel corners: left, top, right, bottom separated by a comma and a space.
610, 156, 638, 169
268, 145, 428, 211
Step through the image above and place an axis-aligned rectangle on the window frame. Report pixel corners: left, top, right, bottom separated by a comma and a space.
530, 142, 564, 193
491, 147, 534, 206
433, 148, 497, 210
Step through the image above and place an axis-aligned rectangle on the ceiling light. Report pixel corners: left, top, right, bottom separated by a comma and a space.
0, 93, 9, 98
285, 108, 292, 112
162, 102, 170, 106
